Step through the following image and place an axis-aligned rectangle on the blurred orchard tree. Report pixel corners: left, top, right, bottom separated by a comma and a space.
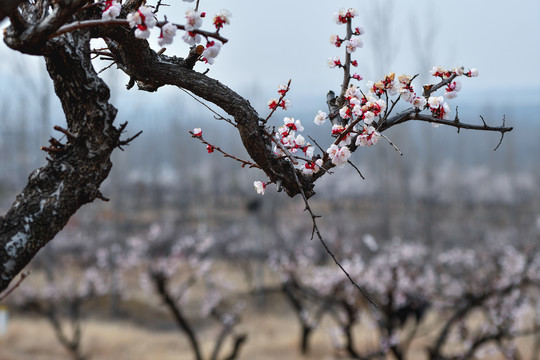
0, 0, 512, 294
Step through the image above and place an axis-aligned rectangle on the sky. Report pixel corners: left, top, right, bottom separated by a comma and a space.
1, 0, 539, 110
166, 0, 540, 106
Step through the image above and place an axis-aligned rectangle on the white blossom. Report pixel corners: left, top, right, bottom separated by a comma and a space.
157, 22, 177, 47
202, 42, 222, 64
254, 181, 266, 195
185, 8, 203, 31
326, 144, 351, 167
102, 1, 121, 20
314, 110, 328, 125
181, 31, 201, 45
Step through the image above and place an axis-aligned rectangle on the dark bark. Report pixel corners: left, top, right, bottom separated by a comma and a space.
0, 0, 26, 22
151, 272, 203, 360
0, 23, 121, 291
281, 280, 315, 354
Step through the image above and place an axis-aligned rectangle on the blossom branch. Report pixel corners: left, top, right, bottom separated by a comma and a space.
422, 72, 458, 98
189, 130, 260, 169
263, 79, 291, 124
339, 19, 353, 99
51, 19, 229, 45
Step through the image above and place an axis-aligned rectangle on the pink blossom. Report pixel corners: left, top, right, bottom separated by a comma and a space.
302, 159, 323, 175
193, 128, 202, 137
444, 80, 462, 99
277, 84, 288, 95
465, 68, 479, 77
428, 96, 443, 109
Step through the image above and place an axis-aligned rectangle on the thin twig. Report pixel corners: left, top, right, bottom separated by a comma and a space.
0, 271, 30, 301
189, 131, 260, 169
308, 136, 325, 155
117, 131, 143, 150
347, 160, 365, 180
152, 0, 169, 13
493, 115, 506, 151
263, 79, 291, 124
98, 61, 117, 74
380, 133, 403, 156
180, 89, 236, 127
289, 164, 377, 308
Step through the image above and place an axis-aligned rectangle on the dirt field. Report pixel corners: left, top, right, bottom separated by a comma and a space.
1, 310, 341, 360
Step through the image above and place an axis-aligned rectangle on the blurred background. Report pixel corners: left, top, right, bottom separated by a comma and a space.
0, 0, 539, 359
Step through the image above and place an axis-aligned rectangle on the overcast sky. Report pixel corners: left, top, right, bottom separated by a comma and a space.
165, 0, 540, 106
1, 0, 539, 108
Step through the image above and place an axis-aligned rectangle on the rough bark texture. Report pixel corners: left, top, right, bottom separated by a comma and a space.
1, 4, 121, 291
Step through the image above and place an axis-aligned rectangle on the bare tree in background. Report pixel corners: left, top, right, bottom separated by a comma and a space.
0, 1, 512, 293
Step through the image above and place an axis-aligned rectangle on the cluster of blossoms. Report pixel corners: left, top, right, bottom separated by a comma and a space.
102, 0, 121, 20
396, 74, 427, 109
431, 65, 478, 79
367, 72, 397, 97
126, 5, 156, 39
213, 9, 232, 29
313, 95, 381, 167
326, 144, 351, 167
341, 85, 386, 126
267, 98, 291, 111
431, 65, 477, 100
333, 8, 358, 24
328, 11, 363, 81
274, 117, 322, 175
100, 2, 230, 64
267, 84, 291, 110
427, 95, 451, 120
274, 117, 314, 157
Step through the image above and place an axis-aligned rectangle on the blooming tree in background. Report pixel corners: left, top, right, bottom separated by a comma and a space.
0, 0, 512, 297
122, 223, 247, 360
269, 235, 540, 359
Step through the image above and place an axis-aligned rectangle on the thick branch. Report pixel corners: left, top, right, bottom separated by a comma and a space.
0, 30, 121, 292
101, 26, 314, 198
0, 0, 26, 22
